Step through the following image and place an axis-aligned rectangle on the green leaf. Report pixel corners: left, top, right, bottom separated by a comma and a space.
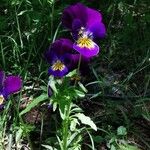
48, 76, 58, 94
15, 128, 23, 143
53, 102, 57, 111
117, 126, 127, 136
107, 136, 116, 148
78, 82, 88, 93
18, 10, 30, 16
75, 90, 85, 98
142, 113, 150, 121
19, 94, 48, 116
70, 118, 79, 131
59, 107, 66, 120
67, 129, 82, 146
66, 69, 77, 77
111, 144, 116, 150
56, 135, 63, 150
76, 113, 97, 131
93, 136, 103, 143
41, 144, 57, 150
118, 144, 141, 150
87, 130, 96, 150
70, 104, 83, 113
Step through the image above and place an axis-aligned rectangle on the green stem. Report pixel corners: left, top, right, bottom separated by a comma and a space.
77, 54, 82, 74
50, 0, 55, 40
74, 54, 82, 86
15, 7, 23, 49
62, 103, 71, 150
0, 39, 5, 69
52, 22, 61, 43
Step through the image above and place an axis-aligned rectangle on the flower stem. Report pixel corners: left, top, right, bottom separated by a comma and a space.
62, 103, 71, 150
77, 54, 82, 74
74, 54, 82, 86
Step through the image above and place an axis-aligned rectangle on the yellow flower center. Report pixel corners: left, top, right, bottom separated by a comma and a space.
77, 27, 94, 49
52, 60, 65, 71
0, 95, 4, 105
77, 37, 95, 49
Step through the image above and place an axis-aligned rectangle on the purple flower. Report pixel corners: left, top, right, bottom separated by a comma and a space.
0, 70, 22, 107
48, 54, 69, 77
62, 3, 106, 58
45, 38, 74, 63
45, 38, 89, 77
45, 39, 74, 77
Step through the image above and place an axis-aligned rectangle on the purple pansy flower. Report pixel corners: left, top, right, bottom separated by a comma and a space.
45, 38, 74, 63
0, 70, 22, 107
45, 39, 74, 77
45, 38, 89, 77
62, 3, 106, 58
48, 54, 69, 77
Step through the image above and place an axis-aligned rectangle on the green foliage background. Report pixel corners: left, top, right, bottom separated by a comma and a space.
0, 0, 150, 149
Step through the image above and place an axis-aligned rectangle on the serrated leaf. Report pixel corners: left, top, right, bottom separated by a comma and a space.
76, 113, 97, 131
19, 94, 48, 116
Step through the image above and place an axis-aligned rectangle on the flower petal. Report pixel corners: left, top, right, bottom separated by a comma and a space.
62, 3, 87, 29
72, 19, 83, 39
3, 76, 22, 97
73, 42, 99, 58
86, 7, 102, 24
51, 38, 73, 55
62, 3, 106, 39
88, 22, 106, 39
48, 66, 68, 77
44, 38, 73, 64
86, 7, 106, 38
72, 19, 82, 32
